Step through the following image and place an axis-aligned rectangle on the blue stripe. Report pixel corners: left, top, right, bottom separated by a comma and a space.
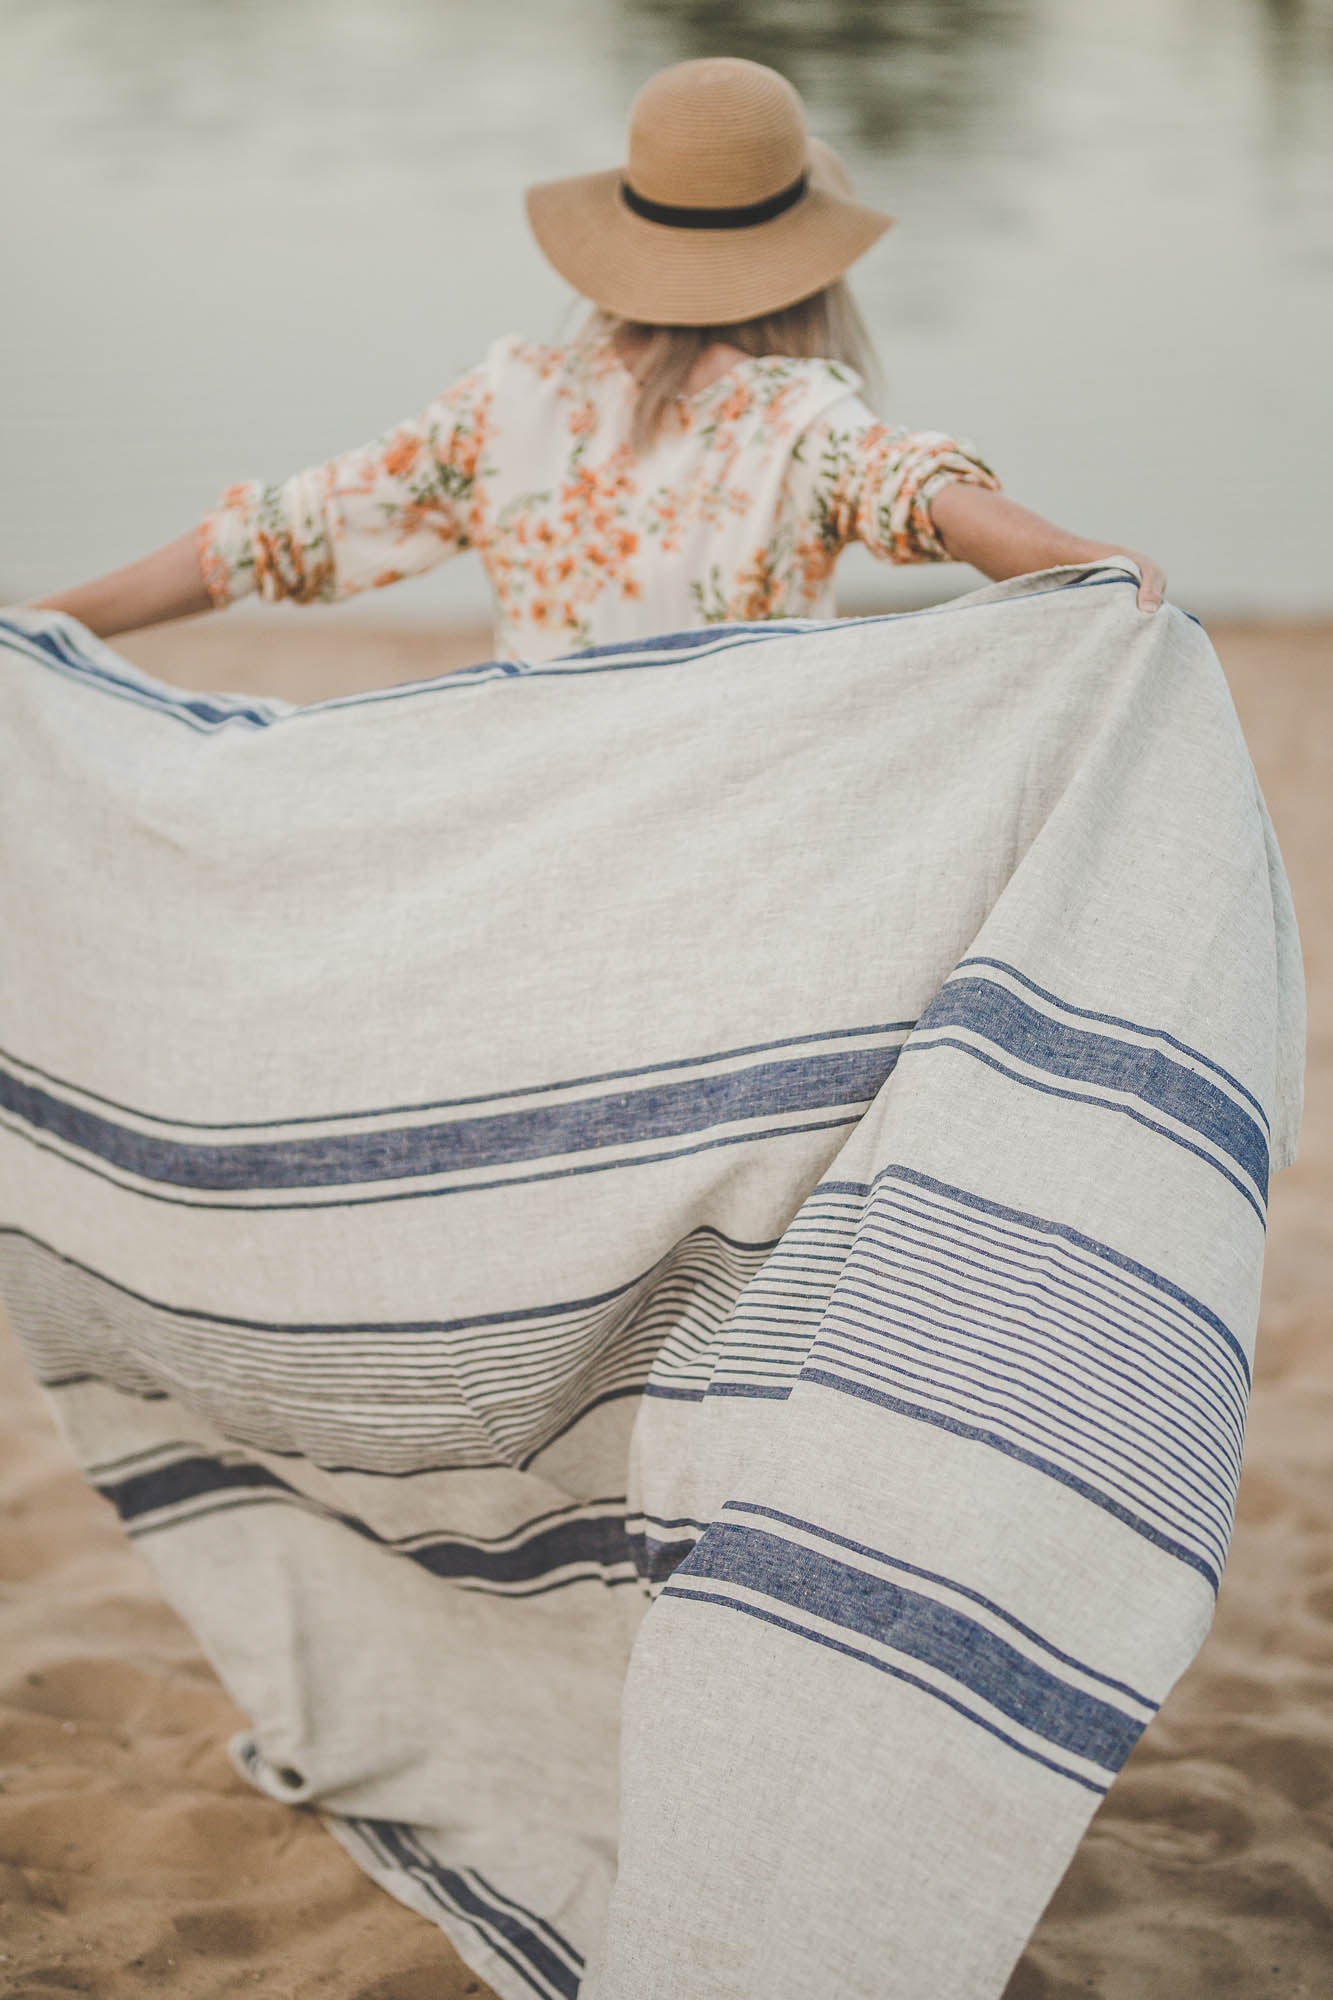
899, 1037, 1268, 1223
722, 1501, 1154, 1706
835, 1241, 1246, 1490
917, 976, 1269, 1194
677, 1523, 1142, 1769
815, 1316, 1232, 1556
801, 1366, 1222, 1589
858, 1193, 1248, 1452
822, 1284, 1239, 1536
0, 1107, 865, 1209
463, 1866, 586, 1973
832, 1260, 1243, 1502
661, 1584, 1111, 1794
0, 568, 1136, 733
0, 1220, 774, 1341
97, 1451, 637, 1590
349, 1818, 581, 1998
957, 956, 1270, 1130
856, 1168, 1248, 1384
1, 619, 281, 728
634, 1533, 704, 1584
844, 1164, 1252, 1386
0, 1019, 913, 1134
0, 1043, 896, 1191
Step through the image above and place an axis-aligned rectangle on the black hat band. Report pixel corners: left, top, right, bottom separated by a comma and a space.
620, 172, 809, 230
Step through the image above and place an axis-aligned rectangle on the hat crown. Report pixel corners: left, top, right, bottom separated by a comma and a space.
626, 58, 808, 209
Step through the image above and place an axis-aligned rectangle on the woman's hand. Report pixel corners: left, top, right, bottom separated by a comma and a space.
1068, 540, 1166, 612
929, 485, 1167, 612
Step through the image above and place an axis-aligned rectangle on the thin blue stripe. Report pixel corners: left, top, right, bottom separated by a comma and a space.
518, 1380, 648, 1468
840, 1240, 1248, 1480
853, 1165, 1252, 1386
855, 1210, 1247, 1457
836, 1248, 1240, 1504
816, 1311, 1232, 1551
800, 1365, 1222, 1589
0, 620, 278, 729
825, 1275, 1241, 1523
350, 1818, 577, 1999
0, 1220, 773, 1340
858, 1194, 1248, 1452
0, 569, 1137, 731
462, 1867, 586, 1972
918, 976, 1270, 1192
346, 1820, 548, 1996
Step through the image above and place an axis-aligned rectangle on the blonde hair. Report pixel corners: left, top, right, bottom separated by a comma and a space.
594, 279, 880, 453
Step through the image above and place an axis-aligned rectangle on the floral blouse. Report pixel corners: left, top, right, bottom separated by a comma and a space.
198, 329, 1000, 662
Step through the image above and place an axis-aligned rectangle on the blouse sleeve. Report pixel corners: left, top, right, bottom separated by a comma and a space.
196, 359, 493, 608
801, 400, 1001, 565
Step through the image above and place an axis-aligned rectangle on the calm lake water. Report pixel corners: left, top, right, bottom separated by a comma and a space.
2, 0, 1331, 620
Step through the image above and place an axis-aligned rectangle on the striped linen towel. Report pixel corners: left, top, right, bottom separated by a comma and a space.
0, 563, 1303, 2000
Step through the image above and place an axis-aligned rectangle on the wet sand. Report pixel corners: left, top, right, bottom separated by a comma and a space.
2, 614, 1330, 1998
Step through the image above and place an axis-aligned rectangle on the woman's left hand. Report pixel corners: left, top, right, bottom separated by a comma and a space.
1079, 542, 1166, 611
927, 489, 1167, 613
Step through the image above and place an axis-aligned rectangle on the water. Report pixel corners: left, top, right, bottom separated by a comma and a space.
2, 0, 1331, 620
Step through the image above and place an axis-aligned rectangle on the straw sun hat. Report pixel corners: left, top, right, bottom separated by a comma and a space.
525, 57, 894, 327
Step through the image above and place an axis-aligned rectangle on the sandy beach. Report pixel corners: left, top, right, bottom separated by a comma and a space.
1, 612, 1330, 1999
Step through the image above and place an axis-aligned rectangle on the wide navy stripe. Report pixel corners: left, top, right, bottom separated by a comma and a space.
899, 1039, 1268, 1223
0, 1107, 865, 1209
802, 1365, 1222, 1588
0, 1044, 896, 1190
662, 1584, 1109, 1794
0, 1019, 912, 1134
918, 976, 1269, 1193
676, 1521, 1142, 1771
723, 1501, 1154, 1706
97, 1451, 636, 1588
958, 955, 1270, 1130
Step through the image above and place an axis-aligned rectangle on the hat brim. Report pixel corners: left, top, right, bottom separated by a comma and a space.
525, 167, 893, 327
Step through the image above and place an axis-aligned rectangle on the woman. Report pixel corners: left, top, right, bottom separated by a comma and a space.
34, 56, 1165, 656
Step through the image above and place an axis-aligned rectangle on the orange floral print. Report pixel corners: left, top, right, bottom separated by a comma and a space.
197, 328, 998, 660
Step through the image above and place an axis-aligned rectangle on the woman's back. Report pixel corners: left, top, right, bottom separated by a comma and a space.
198, 327, 996, 662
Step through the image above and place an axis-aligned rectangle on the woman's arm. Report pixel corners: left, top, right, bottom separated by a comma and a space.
930, 483, 1165, 611
29, 531, 213, 640
28, 355, 494, 641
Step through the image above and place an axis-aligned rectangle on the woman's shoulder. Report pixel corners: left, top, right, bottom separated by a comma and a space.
688, 353, 870, 440
476, 329, 619, 389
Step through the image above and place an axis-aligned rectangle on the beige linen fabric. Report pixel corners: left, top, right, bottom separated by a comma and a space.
0, 566, 1303, 1999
